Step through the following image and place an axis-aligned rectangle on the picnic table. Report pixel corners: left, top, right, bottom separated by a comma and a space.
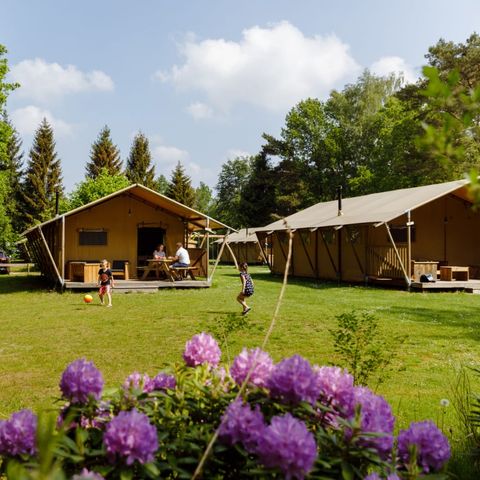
140, 259, 175, 281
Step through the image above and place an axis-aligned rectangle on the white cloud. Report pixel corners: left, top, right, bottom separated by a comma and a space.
11, 105, 73, 136
156, 21, 360, 112
153, 144, 190, 164
370, 56, 417, 84
10, 58, 114, 102
186, 102, 214, 119
226, 149, 251, 159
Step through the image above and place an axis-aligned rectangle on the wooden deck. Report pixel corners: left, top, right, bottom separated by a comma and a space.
64, 278, 211, 293
410, 279, 480, 292
368, 276, 480, 292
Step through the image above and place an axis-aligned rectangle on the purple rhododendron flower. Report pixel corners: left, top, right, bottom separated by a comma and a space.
103, 409, 158, 465
0, 409, 37, 456
72, 469, 105, 480
152, 372, 176, 391
218, 399, 266, 453
123, 372, 154, 393
364, 474, 399, 480
60, 359, 104, 404
257, 413, 317, 480
351, 387, 395, 459
314, 366, 355, 415
230, 347, 273, 388
398, 420, 451, 473
267, 355, 320, 404
183, 332, 221, 367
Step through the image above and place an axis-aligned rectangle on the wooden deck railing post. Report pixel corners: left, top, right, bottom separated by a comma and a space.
385, 223, 411, 286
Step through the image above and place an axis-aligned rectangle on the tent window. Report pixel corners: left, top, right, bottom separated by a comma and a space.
79, 230, 108, 245
323, 230, 336, 244
348, 227, 362, 244
300, 231, 311, 245
389, 225, 415, 243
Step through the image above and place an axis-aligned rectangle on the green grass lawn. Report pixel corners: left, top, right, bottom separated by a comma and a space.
1, 265, 480, 473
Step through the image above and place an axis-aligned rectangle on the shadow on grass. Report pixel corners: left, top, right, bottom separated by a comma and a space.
0, 274, 51, 295
387, 305, 480, 341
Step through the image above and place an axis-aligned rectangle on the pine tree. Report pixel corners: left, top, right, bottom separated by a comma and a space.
3, 116, 24, 232
155, 174, 169, 194
19, 118, 64, 228
125, 132, 155, 188
165, 162, 195, 207
86, 125, 122, 179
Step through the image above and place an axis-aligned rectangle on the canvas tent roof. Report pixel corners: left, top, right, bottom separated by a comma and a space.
23, 184, 233, 234
214, 228, 261, 244
256, 179, 472, 232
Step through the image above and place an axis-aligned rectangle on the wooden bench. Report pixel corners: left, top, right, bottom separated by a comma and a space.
170, 266, 199, 280
440, 266, 469, 281
111, 260, 129, 280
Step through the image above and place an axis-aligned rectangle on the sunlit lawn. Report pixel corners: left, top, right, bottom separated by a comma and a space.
1, 265, 480, 474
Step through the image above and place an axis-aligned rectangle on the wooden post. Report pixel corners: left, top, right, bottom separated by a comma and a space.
385, 223, 410, 286
406, 210, 413, 283
38, 225, 63, 286
206, 218, 210, 280
61, 215, 65, 281
226, 242, 239, 269
209, 230, 231, 281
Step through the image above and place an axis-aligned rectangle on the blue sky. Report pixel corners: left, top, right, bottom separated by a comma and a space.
2, 0, 480, 192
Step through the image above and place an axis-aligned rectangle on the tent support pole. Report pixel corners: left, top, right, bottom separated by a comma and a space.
61, 216, 65, 281
209, 230, 231, 281
256, 233, 271, 270
385, 223, 411, 286
225, 242, 239, 269
407, 210, 412, 284
38, 225, 63, 287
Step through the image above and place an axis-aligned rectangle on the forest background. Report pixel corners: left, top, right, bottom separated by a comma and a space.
1, 34, 480, 254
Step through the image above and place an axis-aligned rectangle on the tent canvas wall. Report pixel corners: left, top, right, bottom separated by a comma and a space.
214, 228, 267, 265
255, 179, 480, 285
22, 184, 232, 287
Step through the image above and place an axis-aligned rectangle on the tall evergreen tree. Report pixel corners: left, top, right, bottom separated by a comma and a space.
165, 162, 195, 207
155, 174, 169, 194
19, 118, 64, 228
2, 115, 24, 232
125, 132, 155, 188
239, 152, 276, 226
86, 125, 122, 179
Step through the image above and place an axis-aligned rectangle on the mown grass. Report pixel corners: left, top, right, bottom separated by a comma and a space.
1, 266, 480, 476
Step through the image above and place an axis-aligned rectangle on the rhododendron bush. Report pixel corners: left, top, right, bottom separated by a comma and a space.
0, 333, 450, 479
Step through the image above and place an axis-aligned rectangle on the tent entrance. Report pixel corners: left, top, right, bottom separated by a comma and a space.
137, 227, 166, 266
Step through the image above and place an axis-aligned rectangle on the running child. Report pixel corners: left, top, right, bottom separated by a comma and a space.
98, 259, 114, 307
237, 262, 254, 315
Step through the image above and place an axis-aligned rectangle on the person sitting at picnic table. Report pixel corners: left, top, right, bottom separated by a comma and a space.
153, 243, 166, 259
170, 242, 190, 268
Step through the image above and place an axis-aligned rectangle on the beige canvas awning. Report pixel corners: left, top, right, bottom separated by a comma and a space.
23, 183, 232, 234
256, 179, 472, 232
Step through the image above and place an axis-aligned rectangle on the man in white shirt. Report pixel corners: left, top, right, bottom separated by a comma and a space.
171, 242, 190, 268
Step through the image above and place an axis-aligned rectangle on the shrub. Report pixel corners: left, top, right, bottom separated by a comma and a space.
0, 332, 449, 479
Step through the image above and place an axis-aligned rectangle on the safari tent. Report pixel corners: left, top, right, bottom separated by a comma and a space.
21, 184, 232, 290
214, 228, 267, 265
255, 179, 480, 289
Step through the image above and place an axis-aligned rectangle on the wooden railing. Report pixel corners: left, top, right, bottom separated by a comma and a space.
366, 245, 408, 279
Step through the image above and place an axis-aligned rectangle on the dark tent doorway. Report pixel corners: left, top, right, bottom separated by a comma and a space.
137, 227, 166, 266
